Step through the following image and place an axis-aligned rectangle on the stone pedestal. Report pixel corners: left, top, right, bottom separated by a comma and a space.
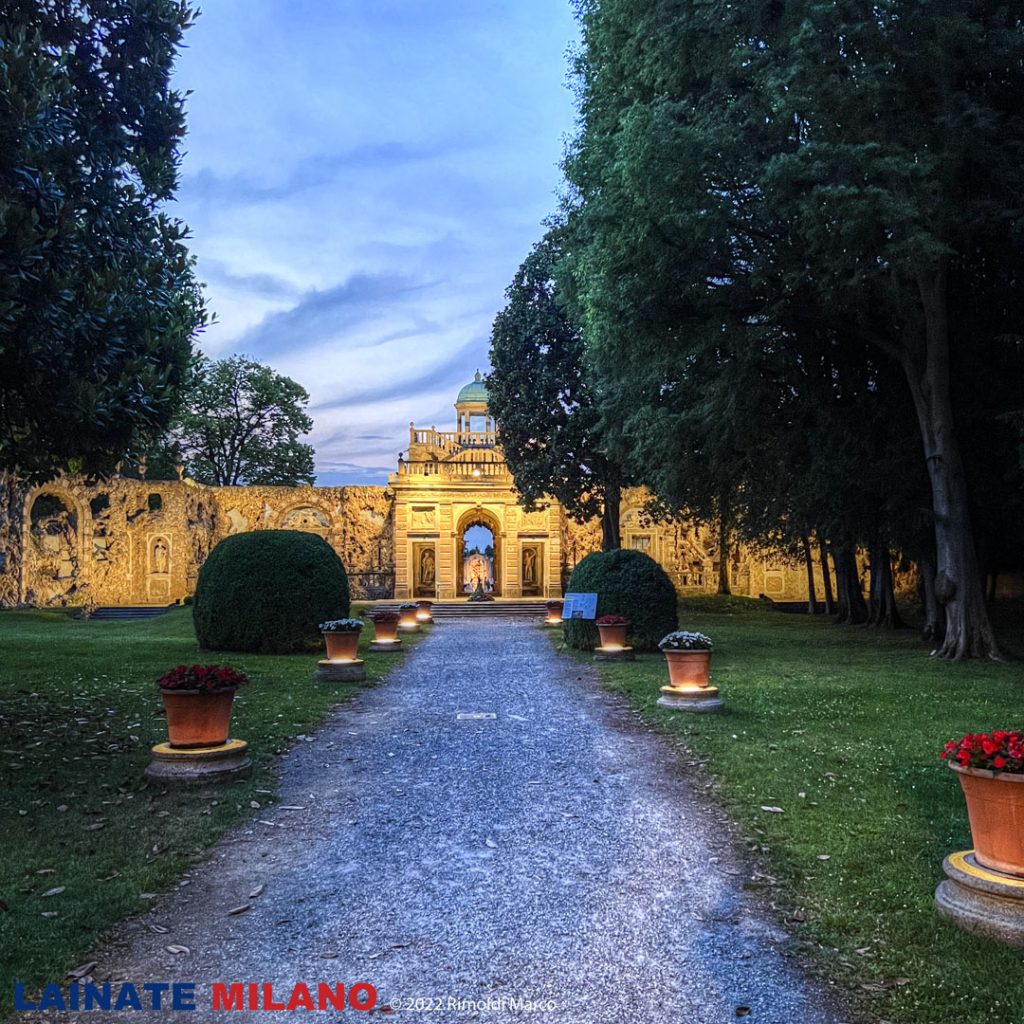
145, 738, 251, 786
657, 684, 725, 712
935, 849, 1024, 947
594, 646, 635, 662
315, 659, 366, 683
369, 639, 404, 653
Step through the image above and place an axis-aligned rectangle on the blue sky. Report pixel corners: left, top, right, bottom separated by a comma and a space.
172, 1, 579, 485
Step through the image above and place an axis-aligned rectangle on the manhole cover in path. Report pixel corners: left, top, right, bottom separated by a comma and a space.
456, 712, 497, 720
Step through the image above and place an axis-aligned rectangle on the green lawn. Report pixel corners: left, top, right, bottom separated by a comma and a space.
0, 607, 421, 1015
565, 598, 1024, 1024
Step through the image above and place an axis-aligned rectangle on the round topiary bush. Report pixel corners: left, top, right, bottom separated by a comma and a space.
563, 549, 677, 652
193, 531, 350, 653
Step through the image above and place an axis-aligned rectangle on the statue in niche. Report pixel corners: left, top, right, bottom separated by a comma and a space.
419, 547, 436, 586
152, 538, 170, 575
464, 552, 492, 592
522, 546, 538, 585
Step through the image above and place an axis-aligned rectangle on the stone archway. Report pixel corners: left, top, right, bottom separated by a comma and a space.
456, 507, 502, 597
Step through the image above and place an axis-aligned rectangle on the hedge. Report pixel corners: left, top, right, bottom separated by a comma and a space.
193, 530, 350, 653
563, 548, 677, 652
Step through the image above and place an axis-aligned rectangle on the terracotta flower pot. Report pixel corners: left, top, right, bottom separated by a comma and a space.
372, 615, 400, 644
545, 600, 564, 623
415, 600, 433, 622
161, 688, 237, 749
323, 630, 360, 661
664, 650, 712, 688
597, 623, 628, 648
953, 764, 1024, 876
398, 607, 419, 630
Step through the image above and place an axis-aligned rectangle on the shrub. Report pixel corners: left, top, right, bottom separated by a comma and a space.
563, 549, 677, 652
193, 531, 350, 653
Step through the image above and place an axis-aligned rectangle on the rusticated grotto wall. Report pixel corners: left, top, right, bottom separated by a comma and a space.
0, 475, 394, 608
0, 473, 880, 608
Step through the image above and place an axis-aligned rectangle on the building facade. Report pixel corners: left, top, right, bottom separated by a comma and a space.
0, 373, 824, 608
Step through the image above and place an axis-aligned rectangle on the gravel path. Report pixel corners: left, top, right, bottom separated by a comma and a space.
45, 619, 848, 1023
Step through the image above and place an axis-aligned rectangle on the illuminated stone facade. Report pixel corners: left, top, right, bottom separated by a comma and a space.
0, 374, 824, 608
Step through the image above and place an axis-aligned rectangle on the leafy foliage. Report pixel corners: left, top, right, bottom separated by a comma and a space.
557, 0, 1024, 657
563, 549, 676, 652
0, 0, 207, 479
155, 355, 315, 486
193, 531, 349, 654
487, 230, 627, 549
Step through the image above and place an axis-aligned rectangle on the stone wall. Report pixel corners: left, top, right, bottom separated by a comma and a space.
0, 476, 394, 608
0, 472, 892, 608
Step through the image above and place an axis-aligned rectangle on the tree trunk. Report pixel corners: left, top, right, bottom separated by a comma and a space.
833, 543, 868, 625
919, 553, 945, 645
818, 537, 836, 616
0, 470, 27, 607
867, 536, 904, 629
907, 266, 1001, 659
801, 535, 819, 614
717, 502, 731, 595
600, 471, 621, 551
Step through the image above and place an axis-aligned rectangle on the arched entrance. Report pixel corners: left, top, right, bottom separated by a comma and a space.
456, 507, 501, 597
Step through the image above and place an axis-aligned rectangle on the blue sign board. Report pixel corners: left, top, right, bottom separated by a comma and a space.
562, 592, 598, 620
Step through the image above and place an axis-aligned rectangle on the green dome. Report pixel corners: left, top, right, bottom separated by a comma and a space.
456, 370, 489, 404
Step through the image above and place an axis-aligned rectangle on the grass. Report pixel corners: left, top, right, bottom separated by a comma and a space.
560, 596, 1024, 1024
0, 606, 422, 1015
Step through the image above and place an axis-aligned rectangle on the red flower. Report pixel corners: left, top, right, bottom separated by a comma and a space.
942, 730, 1024, 774
156, 664, 249, 692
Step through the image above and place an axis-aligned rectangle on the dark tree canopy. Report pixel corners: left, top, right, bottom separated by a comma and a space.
487, 230, 626, 549
0, 0, 207, 480
157, 355, 316, 487
556, 0, 1024, 659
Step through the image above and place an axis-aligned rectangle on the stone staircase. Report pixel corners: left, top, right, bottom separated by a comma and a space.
89, 605, 171, 621
374, 600, 551, 620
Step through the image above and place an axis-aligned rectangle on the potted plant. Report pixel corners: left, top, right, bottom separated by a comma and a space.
319, 618, 363, 661
415, 599, 434, 623
545, 598, 564, 625
370, 609, 401, 644
157, 664, 249, 749
596, 614, 630, 649
658, 631, 714, 687
942, 731, 1024, 876
398, 602, 420, 631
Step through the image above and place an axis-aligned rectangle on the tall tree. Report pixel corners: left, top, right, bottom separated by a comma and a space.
562, 0, 1022, 658
160, 356, 315, 487
0, 0, 207, 479
754, 2, 1024, 658
487, 231, 626, 549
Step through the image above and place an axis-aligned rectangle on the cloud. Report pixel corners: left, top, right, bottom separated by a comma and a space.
198, 259, 302, 300
312, 336, 486, 413
171, 0, 578, 482
232, 273, 435, 360
182, 139, 473, 209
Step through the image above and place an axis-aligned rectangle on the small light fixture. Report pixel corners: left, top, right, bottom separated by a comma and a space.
472, 466, 481, 477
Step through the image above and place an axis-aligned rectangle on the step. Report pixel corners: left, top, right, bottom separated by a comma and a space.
90, 606, 170, 620
373, 601, 552, 620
